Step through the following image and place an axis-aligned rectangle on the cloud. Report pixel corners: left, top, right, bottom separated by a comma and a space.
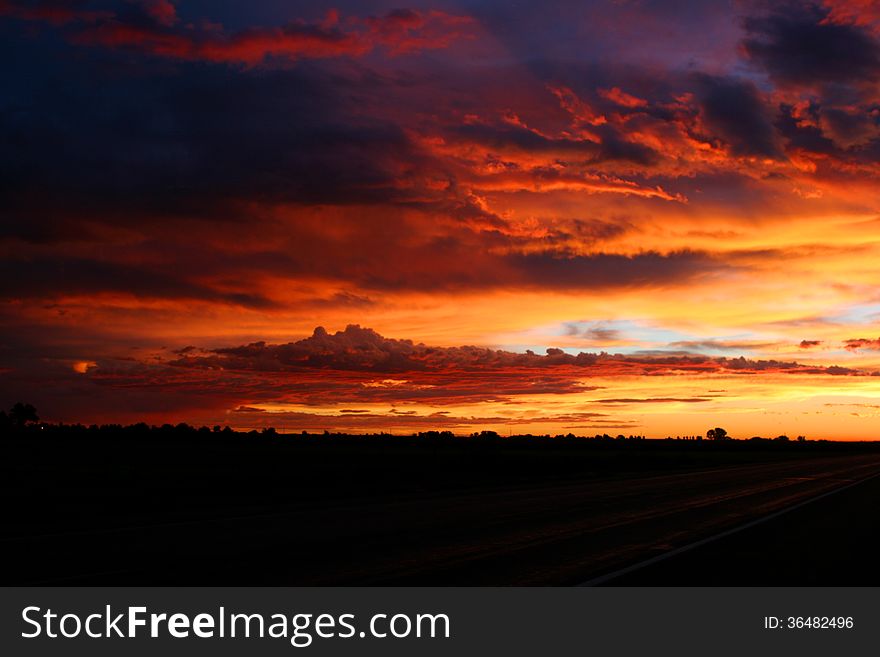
223, 406, 615, 432
822, 0, 880, 32
450, 120, 662, 169
10, 2, 870, 315
593, 397, 714, 404
598, 86, 648, 109
0, 0, 110, 24
669, 339, 781, 352
741, 2, 880, 86
776, 102, 839, 155
693, 74, 783, 158
43, 319, 864, 429
0, 256, 276, 308
170, 325, 862, 379
506, 250, 721, 290
819, 106, 880, 148
799, 340, 823, 348
142, 0, 176, 27
844, 337, 880, 351
2, 0, 880, 436
3, 1, 475, 64
566, 325, 621, 342
22, 324, 853, 423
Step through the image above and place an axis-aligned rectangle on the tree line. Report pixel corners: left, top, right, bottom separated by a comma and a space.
0, 404, 816, 443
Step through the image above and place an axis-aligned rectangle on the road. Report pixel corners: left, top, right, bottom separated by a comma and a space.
8, 453, 880, 584
599, 465, 880, 586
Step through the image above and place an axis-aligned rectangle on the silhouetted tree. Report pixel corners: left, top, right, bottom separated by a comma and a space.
419, 431, 454, 439
706, 427, 728, 441
9, 402, 39, 428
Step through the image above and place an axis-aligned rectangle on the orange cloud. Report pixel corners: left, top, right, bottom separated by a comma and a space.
844, 338, 880, 351
598, 86, 648, 108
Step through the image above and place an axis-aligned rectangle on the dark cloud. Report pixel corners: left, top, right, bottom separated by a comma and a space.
452, 121, 660, 166
799, 340, 822, 349
274, 240, 727, 294
170, 325, 862, 379
0, 256, 276, 307
694, 73, 783, 158
776, 102, 838, 155
305, 292, 377, 309
819, 106, 880, 148
176, 324, 587, 373
822, 365, 858, 375
507, 250, 723, 289
741, 3, 880, 86
0, 33, 436, 247
722, 355, 802, 371
565, 324, 621, 342
0, 0, 110, 24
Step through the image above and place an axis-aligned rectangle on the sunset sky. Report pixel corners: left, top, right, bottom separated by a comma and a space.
3, 0, 880, 438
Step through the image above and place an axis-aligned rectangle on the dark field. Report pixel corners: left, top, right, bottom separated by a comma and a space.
3, 427, 880, 585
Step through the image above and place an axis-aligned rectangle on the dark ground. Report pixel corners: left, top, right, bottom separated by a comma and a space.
603, 470, 880, 586
3, 428, 880, 585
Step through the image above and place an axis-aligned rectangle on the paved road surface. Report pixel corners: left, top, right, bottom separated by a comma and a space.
7, 453, 880, 584
601, 466, 880, 586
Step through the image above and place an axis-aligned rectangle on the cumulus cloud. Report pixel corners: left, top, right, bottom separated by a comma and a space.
170, 325, 862, 379
20, 324, 850, 425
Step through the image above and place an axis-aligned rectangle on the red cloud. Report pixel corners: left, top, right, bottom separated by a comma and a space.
844, 338, 880, 351
67, 326, 862, 421
3, 1, 475, 64
365, 8, 475, 55
598, 86, 648, 109
822, 0, 880, 32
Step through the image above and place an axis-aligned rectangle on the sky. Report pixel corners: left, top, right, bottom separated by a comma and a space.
3, 0, 880, 438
